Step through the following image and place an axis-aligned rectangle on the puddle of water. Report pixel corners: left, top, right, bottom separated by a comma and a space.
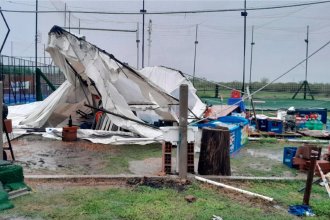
247, 149, 282, 161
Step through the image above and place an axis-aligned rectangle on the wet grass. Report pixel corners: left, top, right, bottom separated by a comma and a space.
245, 180, 330, 219
1, 182, 296, 220
231, 140, 299, 177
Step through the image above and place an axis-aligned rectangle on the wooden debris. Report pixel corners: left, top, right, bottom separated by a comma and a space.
316, 163, 330, 198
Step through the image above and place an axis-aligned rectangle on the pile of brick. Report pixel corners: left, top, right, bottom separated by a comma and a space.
292, 144, 330, 176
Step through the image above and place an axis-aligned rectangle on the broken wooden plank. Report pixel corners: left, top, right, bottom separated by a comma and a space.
316, 163, 330, 198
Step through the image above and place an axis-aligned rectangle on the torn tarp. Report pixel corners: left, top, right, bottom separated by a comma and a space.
14, 25, 206, 139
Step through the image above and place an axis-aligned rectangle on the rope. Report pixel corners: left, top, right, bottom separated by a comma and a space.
190, 38, 330, 125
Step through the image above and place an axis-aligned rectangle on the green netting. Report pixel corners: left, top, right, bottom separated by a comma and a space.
201, 98, 330, 110
0, 164, 24, 185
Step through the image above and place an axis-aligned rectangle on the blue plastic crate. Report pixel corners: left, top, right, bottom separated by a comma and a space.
257, 118, 268, 132
267, 119, 283, 134
283, 147, 297, 168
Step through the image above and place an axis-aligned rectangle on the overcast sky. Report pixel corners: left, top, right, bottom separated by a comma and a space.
0, 0, 330, 83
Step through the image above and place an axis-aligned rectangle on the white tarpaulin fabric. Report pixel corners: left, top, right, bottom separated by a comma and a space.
14, 25, 206, 141
140, 66, 206, 121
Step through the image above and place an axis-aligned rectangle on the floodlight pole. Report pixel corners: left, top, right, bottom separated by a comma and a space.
136, 22, 140, 69
292, 25, 314, 100
193, 24, 198, 86
35, 0, 38, 100
249, 25, 255, 86
241, 0, 248, 93
140, 0, 146, 68
147, 19, 152, 67
304, 25, 309, 99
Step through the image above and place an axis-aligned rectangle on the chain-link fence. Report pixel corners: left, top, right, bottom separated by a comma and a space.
0, 55, 65, 105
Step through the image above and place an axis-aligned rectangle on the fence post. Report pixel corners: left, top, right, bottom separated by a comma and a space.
179, 84, 188, 179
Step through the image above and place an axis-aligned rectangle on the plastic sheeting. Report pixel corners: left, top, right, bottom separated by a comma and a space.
140, 66, 206, 122
15, 25, 205, 140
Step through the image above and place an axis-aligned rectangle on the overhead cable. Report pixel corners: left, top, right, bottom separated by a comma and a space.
1, 1, 330, 15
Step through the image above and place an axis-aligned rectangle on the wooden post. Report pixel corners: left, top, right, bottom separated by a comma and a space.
179, 84, 188, 179
303, 150, 318, 205
0, 82, 3, 160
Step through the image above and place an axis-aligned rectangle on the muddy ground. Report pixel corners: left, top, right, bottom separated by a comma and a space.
4, 134, 310, 177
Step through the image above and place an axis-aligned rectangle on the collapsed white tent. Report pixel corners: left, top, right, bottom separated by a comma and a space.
13, 25, 206, 140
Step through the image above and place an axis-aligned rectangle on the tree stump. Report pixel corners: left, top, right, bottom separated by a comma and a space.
198, 127, 231, 175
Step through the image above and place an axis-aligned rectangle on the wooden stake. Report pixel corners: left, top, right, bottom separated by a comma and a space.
303, 151, 318, 205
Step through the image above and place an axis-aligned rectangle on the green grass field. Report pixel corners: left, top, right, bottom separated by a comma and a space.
1, 180, 329, 220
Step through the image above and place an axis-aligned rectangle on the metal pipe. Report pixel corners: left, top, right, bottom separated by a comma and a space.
193, 24, 198, 86
0, 8, 11, 54
304, 25, 309, 99
195, 176, 274, 202
84, 104, 160, 129
249, 26, 255, 86
241, 0, 248, 93
136, 22, 140, 69
62, 26, 136, 33
141, 0, 146, 68
35, 0, 38, 101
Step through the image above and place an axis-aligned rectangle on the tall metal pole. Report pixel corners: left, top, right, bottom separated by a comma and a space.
11, 41, 13, 57
136, 22, 140, 69
44, 44, 46, 65
249, 25, 255, 86
64, 3, 66, 27
69, 11, 71, 32
140, 0, 146, 68
193, 24, 198, 86
241, 0, 248, 93
304, 25, 309, 99
79, 19, 81, 34
147, 19, 152, 67
35, 0, 38, 99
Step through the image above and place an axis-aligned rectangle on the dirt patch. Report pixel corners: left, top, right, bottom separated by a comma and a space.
129, 157, 162, 175
10, 135, 118, 175
127, 176, 190, 191
26, 178, 128, 191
